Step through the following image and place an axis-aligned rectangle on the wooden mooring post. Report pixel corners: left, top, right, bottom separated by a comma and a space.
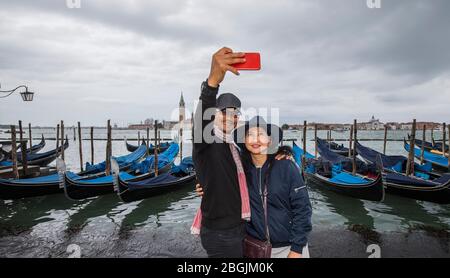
448, 124, 450, 169
406, 119, 417, 176
78, 122, 83, 172
73, 127, 76, 141
352, 119, 357, 175
154, 120, 159, 176
349, 124, 354, 158
60, 120, 65, 160
146, 127, 150, 157
28, 123, 32, 150
90, 126, 94, 165
420, 125, 426, 164
180, 126, 183, 161
10, 125, 19, 179
302, 121, 307, 157
191, 112, 194, 142
314, 124, 318, 159
443, 123, 447, 155
105, 120, 112, 175
431, 127, 434, 146
383, 125, 388, 155
302, 121, 307, 170
18, 120, 28, 176
56, 123, 60, 156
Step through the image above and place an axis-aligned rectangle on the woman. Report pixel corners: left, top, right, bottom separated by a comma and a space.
197, 116, 312, 258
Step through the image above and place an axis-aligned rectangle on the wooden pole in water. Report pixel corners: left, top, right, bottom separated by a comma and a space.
90, 126, 94, 165
442, 123, 446, 155
105, 120, 111, 175
78, 122, 83, 172
154, 120, 159, 176
146, 127, 150, 157
60, 120, 65, 160
383, 125, 388, 155
180, 126, 183, 161
191, 112, 194, 142
73, 127, 76, 141
10, 125, 19, 179
314, 124, 318, 158
420, 125, 426, 164
406, 119, 416, 176
18, 121, 28, 177
431, 127, 434, 146
28, 123, 32, 150
352, 120, 357, 175
447, 124, 450, 169
348, 124, 353, 158
138, 131, 141, 144
302, 121, 307, 156
56, 124, 60, 156
158, 130, 161, 146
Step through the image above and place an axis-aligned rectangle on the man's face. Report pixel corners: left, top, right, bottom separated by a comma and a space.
214, 108, 239, 134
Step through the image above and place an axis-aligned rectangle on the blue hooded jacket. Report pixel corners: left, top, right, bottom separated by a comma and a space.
244, 158, 312, 254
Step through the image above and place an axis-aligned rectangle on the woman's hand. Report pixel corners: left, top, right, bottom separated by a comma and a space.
207, 47, 246, 88
195, 183, 204, 197
287, 251, 302, 258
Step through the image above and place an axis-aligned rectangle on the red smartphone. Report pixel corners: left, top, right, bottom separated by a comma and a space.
232, 52, 261, 70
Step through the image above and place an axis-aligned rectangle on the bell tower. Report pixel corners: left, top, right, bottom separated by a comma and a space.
179, 92, 185, 126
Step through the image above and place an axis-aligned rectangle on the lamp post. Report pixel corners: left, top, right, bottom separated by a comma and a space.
0, 84, 35, 101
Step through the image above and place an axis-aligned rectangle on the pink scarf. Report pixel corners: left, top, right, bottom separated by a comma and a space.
190, 143, 251, 234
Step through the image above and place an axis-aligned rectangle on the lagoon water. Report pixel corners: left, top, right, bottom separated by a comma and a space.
0, 128, 449, 257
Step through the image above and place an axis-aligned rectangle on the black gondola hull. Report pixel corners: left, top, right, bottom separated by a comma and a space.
305, 172, 384, 202
126, 141, 170, 153
0, 181, 62, 200
64, 163, 172, 200
383, 177, 450, 204
117, 173, 196, 203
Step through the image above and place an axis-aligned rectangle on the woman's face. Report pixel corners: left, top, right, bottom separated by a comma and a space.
245, 127, 271, 155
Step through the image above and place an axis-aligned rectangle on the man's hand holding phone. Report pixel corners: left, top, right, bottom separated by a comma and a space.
207, 47, 261, 88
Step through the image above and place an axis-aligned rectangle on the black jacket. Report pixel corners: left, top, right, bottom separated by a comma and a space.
245, 158, 312, 254
192, 81, 242, 230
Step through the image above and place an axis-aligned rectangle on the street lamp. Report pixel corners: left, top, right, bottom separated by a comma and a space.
0, 84, 35, 101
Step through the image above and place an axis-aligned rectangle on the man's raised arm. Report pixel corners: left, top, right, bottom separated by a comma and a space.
193, 47, 245, 153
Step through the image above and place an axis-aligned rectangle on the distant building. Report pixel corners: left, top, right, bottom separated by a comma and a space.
128, 123, 153, 130
360, 115, 384, 130
163, 120, 178, 130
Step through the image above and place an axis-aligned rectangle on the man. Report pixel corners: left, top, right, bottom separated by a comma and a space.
191, 47, 248, 258
191, 47, 292, 258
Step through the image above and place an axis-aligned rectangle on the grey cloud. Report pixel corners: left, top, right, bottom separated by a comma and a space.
1, 0, 450, 126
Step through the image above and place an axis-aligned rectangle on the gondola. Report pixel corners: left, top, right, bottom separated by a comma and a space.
357, 141, 450, 204
0, 143, 149, 200
22, 135, 46, 154
0, 137, 69, 168
113, 157, 196, 203
125, 138, 171, 153
60, 143, 179, 200
404, 139, 449, 173
317, 138, 356, 157
408, 134, 449, 154
293, 142, 384, 202
78, 142, 148, 177
320, 139, 356, 157
0, 135, 46, 159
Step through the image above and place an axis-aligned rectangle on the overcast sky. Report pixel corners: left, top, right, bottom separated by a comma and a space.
1, 0, 450, 126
